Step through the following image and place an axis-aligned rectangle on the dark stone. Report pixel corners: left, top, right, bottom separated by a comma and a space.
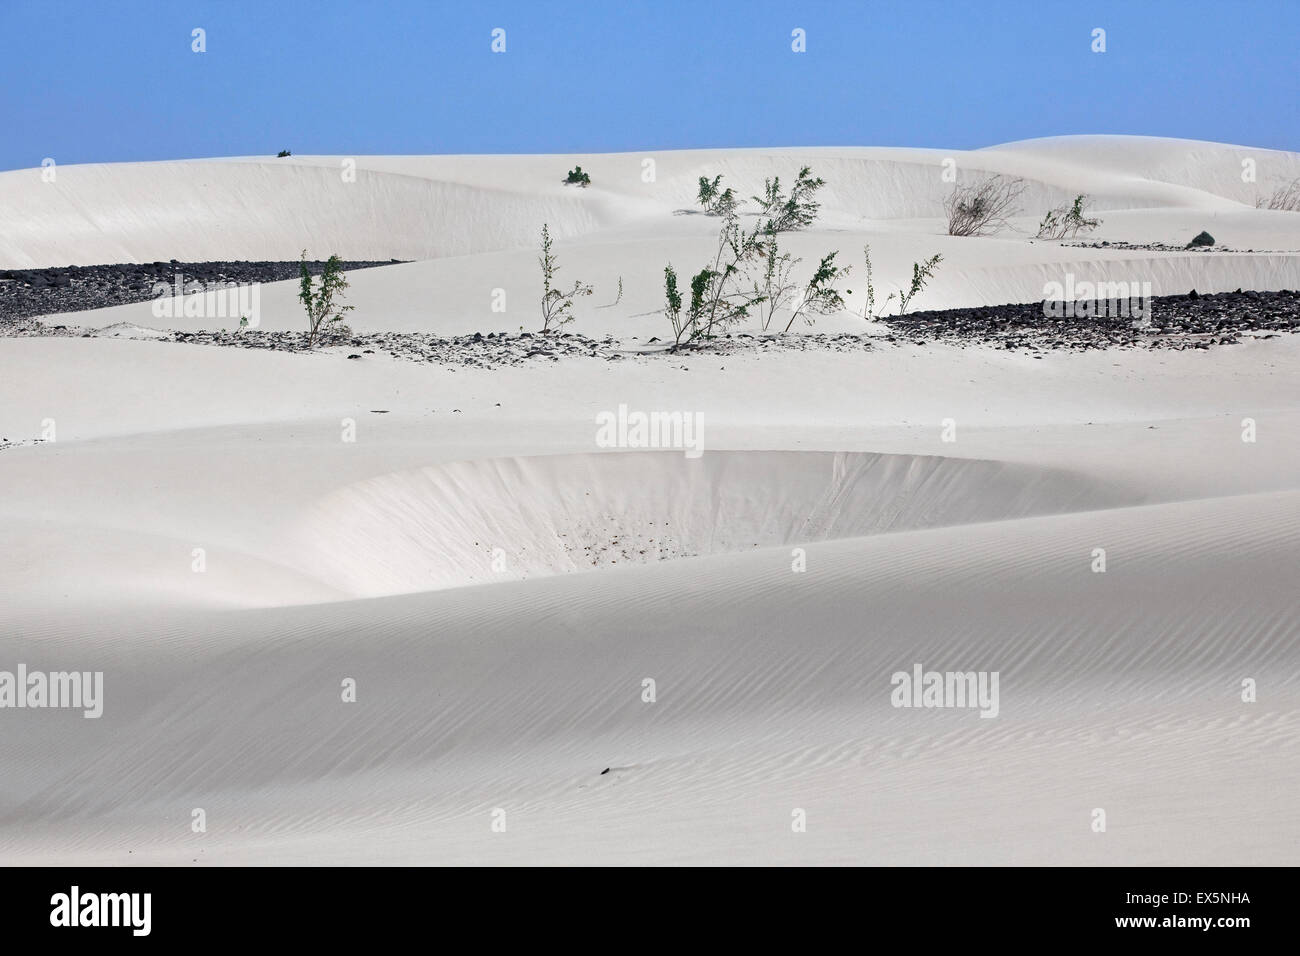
0, 259, 407, 322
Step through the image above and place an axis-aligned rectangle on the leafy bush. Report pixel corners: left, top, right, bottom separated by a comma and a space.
753, 165, 825, 232
298, 251, 354, 346
564, 166, 592, 187
686, 208, 767, 340
661, 207, 768, 346
697, 175, 738, 217
749, 234, 849, 334
277, 150, 291, 158
659, 166, 842, 343
663, 265, 685, 343
780, 252, 849, 333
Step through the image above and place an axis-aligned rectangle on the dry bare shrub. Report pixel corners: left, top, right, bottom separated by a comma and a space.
945, 175, 1027, 236
1256, 178, 1300, 211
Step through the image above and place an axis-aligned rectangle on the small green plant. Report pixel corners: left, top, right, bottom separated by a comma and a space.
277, 149, 291, 158
539, 223, 593, 330
752, 233, 799, 332
1037, 194, 1101, 239
298, 251, 354, 347
665, 166, 853, 341
663, 207, 767, 346
598, 276, 626, 309
687, 267, 714, 339
781, 252, 850, 334
691, 209, 767, 340
860, 245, 943, 317
697, 174, 738, 216
898, 254, 943, 314
753, 165, 825, 232
564, 166, 591, 187
663, 265, 686, 344
861, 244, 894, 318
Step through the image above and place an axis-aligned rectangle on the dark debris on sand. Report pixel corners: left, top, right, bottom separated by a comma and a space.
878, 289, 1300, 351
0, 259, 405, 322
3, 289, 1299, 363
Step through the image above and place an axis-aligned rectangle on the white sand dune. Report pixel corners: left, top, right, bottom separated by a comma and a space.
6, 135, 1300, 337
1, 136, 1298, 865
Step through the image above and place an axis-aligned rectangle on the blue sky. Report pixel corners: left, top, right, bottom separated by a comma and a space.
2, 0, 1296, 171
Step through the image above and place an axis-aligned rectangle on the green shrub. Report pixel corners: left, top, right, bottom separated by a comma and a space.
752, 166, 825, 232
1037, 195, 1101, 239
697, 175, 738, 216
298, 252, 354, 347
